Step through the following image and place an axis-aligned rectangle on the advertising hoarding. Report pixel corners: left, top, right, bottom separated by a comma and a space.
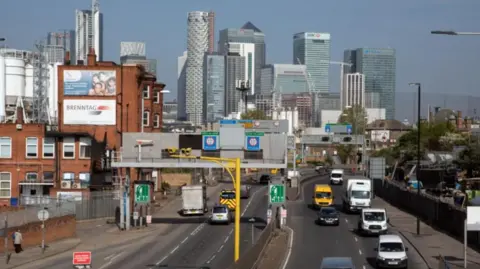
370, 130, 390, 142
63, 70, 116, 96
63, 100, 116, 125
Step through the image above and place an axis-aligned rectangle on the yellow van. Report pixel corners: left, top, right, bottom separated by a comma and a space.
311, 184, 334, 209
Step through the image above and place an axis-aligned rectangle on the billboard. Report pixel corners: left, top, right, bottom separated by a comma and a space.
63, 70, 116, 96
63, 100, 116, 125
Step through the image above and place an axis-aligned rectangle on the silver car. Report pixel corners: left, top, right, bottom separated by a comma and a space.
210, 205, 231, 225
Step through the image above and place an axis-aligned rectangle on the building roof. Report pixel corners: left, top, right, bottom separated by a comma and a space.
241, 21, 262, 33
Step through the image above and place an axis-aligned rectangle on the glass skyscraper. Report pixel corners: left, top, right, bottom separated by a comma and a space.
293, 32, 331, 92
203, 53, 225, 122
260, 64, 308, 94
344, 48, 396, 119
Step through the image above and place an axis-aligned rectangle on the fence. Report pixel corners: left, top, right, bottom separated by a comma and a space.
374, 179, 480, 248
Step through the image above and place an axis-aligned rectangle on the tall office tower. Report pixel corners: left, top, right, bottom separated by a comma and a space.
344, 48, 396, 119
47, 30, 76, 63
341, 73, 365, 110
119, 42, 157, 74
225, 54, 246, 115
186, 11, 209, 125
293, 32, 331, 92
120, 41, 146, 57
177, 51, 188, 120
218, 22, 266, 95
75, 1, 103, 62
226, 43, 255, 94
260, 64, 308, 95
207, 11, 215, 53
203, 53, 225, 122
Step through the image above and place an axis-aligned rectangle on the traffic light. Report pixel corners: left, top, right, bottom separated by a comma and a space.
181, 148, 192, 156
167, 147, 178, 155
357, 152, 362, 164
343, 136, 352, 142
321, 136, 330, 142
366, 139, 370, 147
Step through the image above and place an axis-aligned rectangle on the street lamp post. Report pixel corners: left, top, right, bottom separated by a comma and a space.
409, 82, 422, 235
431, 30, 480, 36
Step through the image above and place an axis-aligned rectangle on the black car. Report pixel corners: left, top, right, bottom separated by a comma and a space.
259, 174, 271, 185
317, 207, 340, 226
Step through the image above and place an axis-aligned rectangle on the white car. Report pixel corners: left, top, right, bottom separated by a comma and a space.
375, 234, 409, 269
330, 169, 344, 185
209, 205, 231, 225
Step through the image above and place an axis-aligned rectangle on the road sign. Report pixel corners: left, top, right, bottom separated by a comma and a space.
203, 135, 218, 151
135, 184, 150, 203
201, 131, 219, 136
220, 119, 252, 125
325, 124, 331, 133
245, 131, 264, 137
37, 209, 49, 221
269, 184, 285, 204
347, 125, 352, 134
246, 136, 260, 151
287, 135, 295, 149
73, 251, 92, 265
324, 123, 352, 134
133, 212, 139, 220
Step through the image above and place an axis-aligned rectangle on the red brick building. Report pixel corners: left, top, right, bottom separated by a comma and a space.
0, 49, 165, 206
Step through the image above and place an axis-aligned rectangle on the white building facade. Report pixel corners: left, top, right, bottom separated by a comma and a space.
177, 51, 187, 120
227, 42, 255, 94
341, 73, 365, 110
75, 8, 102, 62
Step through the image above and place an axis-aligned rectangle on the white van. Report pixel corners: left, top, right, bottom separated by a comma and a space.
375, 234, 408, 268
330, 169, 344, 185
358, 208, 389, 235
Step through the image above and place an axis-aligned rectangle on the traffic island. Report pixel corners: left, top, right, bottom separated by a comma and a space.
255, 229, 289, 268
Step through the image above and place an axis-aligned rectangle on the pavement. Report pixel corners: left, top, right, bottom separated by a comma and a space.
285, 175, 428, 269
255, 229, 289, 269
372, 197, 480, 269
10, 180, 268, 269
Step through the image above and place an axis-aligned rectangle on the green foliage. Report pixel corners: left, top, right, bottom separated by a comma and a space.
455, 143, 480, 177
241, 109, 270, 120
370, 148, 397, 165
336, 144, 355, 163
338, 105, 368, 135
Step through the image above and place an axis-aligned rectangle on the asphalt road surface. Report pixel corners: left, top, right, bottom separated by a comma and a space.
286, 174, 428, 269
16, 184, 268, 269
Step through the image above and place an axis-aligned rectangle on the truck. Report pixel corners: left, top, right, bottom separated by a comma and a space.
342, 178, 372, 213
181, 185, 208, 216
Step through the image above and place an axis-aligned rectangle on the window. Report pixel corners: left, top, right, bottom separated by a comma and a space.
63, 137, 75, 159
143, 111, 150, 127
25, 172, 38, 181
43, 138, 55, 158
153, 114, 160, 128
0, 172, 11, 198
0, 137, 11, 158
79, 137, 92, 159
143, 85, 150, 99
26, 137, 38, 158
63, 172, 75, 181
43, 172, 54, 182
153, 91, 160, 103
79, 173, 91, 188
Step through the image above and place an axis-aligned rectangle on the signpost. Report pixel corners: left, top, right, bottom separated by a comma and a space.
202, 131, 219, 151
37, 209, 49, 253
269, 184, 285, 204
73, 251, 92, 269
135, 184, 150, 203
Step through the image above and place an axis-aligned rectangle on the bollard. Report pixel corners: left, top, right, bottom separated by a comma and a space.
267, 208, 272, 224
280, 206, 287, 229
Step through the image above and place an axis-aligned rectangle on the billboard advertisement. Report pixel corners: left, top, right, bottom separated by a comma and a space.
63, 100, 116, 125
63, 70, 116, 96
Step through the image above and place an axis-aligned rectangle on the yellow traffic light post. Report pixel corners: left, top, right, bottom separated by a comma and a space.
168, 149, 242, 262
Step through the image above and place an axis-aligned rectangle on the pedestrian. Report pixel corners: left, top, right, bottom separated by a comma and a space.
13, 229, 23, 253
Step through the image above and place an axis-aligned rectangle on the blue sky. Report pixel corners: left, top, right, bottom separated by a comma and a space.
1, 0, 480, 120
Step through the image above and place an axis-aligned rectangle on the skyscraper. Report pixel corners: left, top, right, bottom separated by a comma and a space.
226, 42, 255, 94
47, 30, 76, 63
75, 4, 103, 62
260, 64, 308, 94
342, 73, 365, 110
203, 53, 225, 122
218, 22, 266, 95
225, 54, 246, 115
119, 42, 157, 75
293, 32, 331, 92
344, 48, 396, 119
186, 11, 210, 125
177, 51, 187, 120
207, 11, 215, 53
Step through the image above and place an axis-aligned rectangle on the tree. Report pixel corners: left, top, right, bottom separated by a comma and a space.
455, 143, 480, 177
336, 144, 356, 164
337, 105, 368, 135
241, 109, 270, 120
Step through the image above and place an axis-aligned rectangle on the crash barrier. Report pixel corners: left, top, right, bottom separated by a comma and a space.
226, 213, 278, 269
373, 179, 480, 248
438, 255, 451, 269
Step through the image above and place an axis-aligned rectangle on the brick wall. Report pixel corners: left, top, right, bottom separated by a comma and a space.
0, 215, 76, 253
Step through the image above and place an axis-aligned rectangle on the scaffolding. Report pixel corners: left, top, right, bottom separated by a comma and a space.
32, 40, 51, 124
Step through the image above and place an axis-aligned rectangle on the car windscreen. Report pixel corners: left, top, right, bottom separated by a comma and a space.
220, 192, 235, 199
315, 192, 332, 199
379, 242, 404, 252
364, 212, 385, 221
351, 190, 370, 199
213, 207, 227, 213
320, 208, 337, 215
331, 173, 342, 178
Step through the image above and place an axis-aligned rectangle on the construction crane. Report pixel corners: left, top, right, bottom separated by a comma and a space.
321, 60, 353, 108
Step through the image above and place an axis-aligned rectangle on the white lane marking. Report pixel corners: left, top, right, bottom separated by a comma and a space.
181, 237, 189, 244
224, 237, 229, 243
98, 251, 124, 269
104, 254, 115, 260
206, 254, 216, 264
155, 256, 168, 266
191, 223, 205, 236
354, 237, 358, 242
170, 245, 180, 254
228, 229, 233, 236
358, 249, 362, 255
217, 244, 224, 252
345, 218, 349, 223
280, 226, 294, 269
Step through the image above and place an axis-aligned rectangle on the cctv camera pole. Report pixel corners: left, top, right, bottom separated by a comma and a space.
236, 80, 250, 116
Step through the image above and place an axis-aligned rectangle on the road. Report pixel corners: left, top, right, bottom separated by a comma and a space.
16, 184, 268, 269
286, 174, 428, 269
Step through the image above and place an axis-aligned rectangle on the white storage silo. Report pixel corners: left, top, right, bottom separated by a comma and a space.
24, 64, 34, 98
48, 63, 60, 121
0, 54, 5, 121
5, 58, 26, 97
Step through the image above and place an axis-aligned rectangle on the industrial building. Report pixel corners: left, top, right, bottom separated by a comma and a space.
0, 49, 166, 206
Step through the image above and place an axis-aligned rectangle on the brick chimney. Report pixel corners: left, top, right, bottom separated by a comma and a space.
87, 48, 96, 66
64, 51, 71, 65
16, 107, 24, 124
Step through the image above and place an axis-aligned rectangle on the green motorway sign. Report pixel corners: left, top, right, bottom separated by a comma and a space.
201, 131, 220, 135
135, 184, 150, 203
269, 184, 285, 204
245, 132, 264, 137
